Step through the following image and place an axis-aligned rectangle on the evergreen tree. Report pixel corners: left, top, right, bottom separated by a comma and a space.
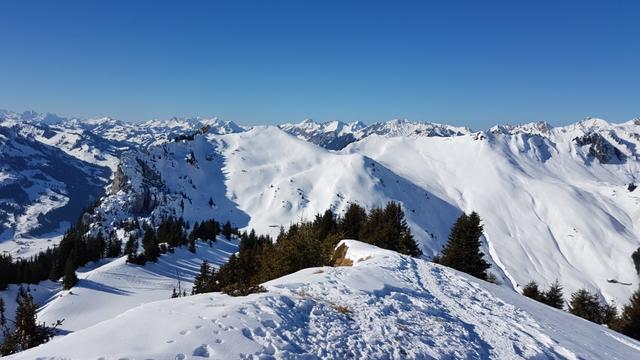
11, 287, 56, 352
62, 256, 78, 290
314, 209, 338, 242
358, 202, 422, 257
619, 289, 640, 340
0, 298, 6, 330
340, 203, 367, 239
435, 212, 490, 280
569, 288, 603, 323
632, 247, 640, 275
188, 236, 196, 253
142, 228, 160, 262
222, 221, 233, 240
602, 302, 620, 328
192, 260, 213, 294
522, 281, 542, 301
541, 280, 565, 309
124, 236, 139, 263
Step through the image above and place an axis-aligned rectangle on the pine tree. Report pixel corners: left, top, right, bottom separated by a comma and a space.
222, 221, 233, 240
124, 236, 138, 262
522, 281, 542, 301
541, 280, 565, 309
632, 247, 640, 275
192, 260, 212, 294
340, 203, 367, 239
358, 202, 422, 257
619, 289, 640, 340
62, 256, 78, 290
142, 228, 160, 262
0, 298, 6, 330
569, 288, 603, 323
12, 287, 55, 352
435, 212, 490, 280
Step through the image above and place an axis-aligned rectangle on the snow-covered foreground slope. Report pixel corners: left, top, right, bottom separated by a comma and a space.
12, 241, 640, 359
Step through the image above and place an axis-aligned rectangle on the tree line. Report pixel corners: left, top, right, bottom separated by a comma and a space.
521, 279, 640, 341
190, 202, 422, 296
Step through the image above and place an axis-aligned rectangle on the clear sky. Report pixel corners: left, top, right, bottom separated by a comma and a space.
1, 0, 639, 128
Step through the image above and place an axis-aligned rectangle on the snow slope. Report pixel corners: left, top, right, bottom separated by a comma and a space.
11, 241, 640, 359
36, 238, 238, 334
345, 120, 640, 305
92, 127, 460, 257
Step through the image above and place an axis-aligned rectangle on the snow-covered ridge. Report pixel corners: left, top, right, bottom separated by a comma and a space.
11, 241, 640, 359
3, 108, 640, 306
279, 118, 470, 149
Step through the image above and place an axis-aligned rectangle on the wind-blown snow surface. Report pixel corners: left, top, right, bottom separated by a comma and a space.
11, 241, 640, 359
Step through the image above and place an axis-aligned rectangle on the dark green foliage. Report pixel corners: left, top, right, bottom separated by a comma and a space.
435, 212, 490, 280
358, 202, 422, 257
222, 221, 234, 240
105, 231, 123, 258
191, 260, 219, 294
189, 219, 219, 244
156, 216, 188, 247
125, 236, 143, 264
142, 228, 160, 262
522, 281, 542, 301
62, 256, 78, 290
1, 287, 59, 355
632, 248, 640, 274
204, 202, 420, 297
541, 280, 565, 309
569, 289, 604, 323
339, 203, 367, 239
619, 289, 640, 340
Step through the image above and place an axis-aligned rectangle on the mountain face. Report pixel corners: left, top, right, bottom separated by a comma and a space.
0, 110, 246, 257
2, 110, 640, 306
279, 118, 469, 149
11, 241, 640, 359
0, 126, 109, 254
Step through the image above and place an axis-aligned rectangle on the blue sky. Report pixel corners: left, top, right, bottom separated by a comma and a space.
1, 0, 639, 128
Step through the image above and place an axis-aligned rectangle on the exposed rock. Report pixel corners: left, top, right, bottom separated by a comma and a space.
573, 133, 625, 164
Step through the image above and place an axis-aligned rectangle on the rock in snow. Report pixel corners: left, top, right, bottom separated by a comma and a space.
9, 241, 640, 359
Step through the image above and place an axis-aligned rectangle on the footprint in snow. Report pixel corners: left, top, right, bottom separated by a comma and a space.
261, 319, 278, 329
175, 353, 186, 360
192, 344, 214, 358
179, 329, 190, 336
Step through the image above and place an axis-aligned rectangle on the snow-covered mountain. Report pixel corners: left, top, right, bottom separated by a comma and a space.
74, 117, 640, 306
3, 108, 640, 335
279, 118, 469, 149
10, 241, 640, 359
0, 110, 246, 256
0, 126, 110, 256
